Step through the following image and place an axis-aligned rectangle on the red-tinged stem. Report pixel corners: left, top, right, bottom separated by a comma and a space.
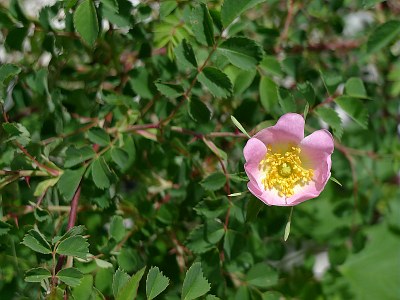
54, 185, 82, 276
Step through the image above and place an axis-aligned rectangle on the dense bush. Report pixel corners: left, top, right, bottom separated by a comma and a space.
0, 0, 399, 299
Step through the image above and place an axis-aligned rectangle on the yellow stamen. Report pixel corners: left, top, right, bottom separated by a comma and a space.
258, 145, 313, 197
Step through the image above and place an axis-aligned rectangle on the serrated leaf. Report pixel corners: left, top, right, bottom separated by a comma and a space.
188, 98, 212, 123
0, 63, 21, 83
110, 215, 125, 242
194, 197, 229, 219
186, 220, 225, 254
181, 262, 210, 300
230, 115, 251, 138
175, 39, 198, 69
221, 0, 266, 28
64, 146, 95, 168
278, 87, 296, 113
201, 172, 226, 192
87, 128, 110, 146
218, 37, 263, 70
298, 81, 316, 106
116, 267, 146, 300
155, 82, 184, 98
345, 77, 368, 99
113, 269, 130, 298
57, 268, 83, 287
367, 20, 400, 54
2, 122, 31, 146
111, 148, 129, 170
22, 229, 52, 254
25, 268, 51, 283
56, 236, 89, 259
335, 96, 368, 129
198, 67, 232, 98
57, 167, 85, 201
315, 107, 343, 139
259, 76, 279, 113
91, 157, 111, 189
190, 2, 214, 46
146, 267, 170, 300
246, 263, 278, 288
53, 226, 86, 245
73, 0, 99, 46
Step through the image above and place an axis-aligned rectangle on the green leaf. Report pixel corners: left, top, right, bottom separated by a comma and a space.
297, 81, 316, 106
259, 76, 279, 113
230, 115, 251, 138
246, 199, 264, 222
57, 167, 86, 201
0, 63, 21, 83
259, 56, 283, 78
111, 148, 129, 170
57, 268, 83, 287
91, 157, 111, 189
64, 146, 95, 168
87, 128, 111, 146
190, 2, 214, 46
339, 223, 400, 300
188, 98, 212, 123
146, 266, 170, 300
54, 225, 86, 244
284, 207, 293, 242
33, 177, 60, 197
101, 0, 118, 13
109, 215, 125, 242
330, 176, 342, 186
181, 262, 211, 300
25, 268, 51, 283
367, 20, 400, 54
155, 82, 184, 98
246, 263, 278, 288
278, 88, 296, 113
335, 96, 368, 129
2, 122, 31, 146
116, 267, 146, 300
56, 236, 89, 259
113, 269, 130, 298
186, 220, 225, 254
73, 0, 99, 46
0, 221, 12, 236
218, 37, 263, 70
175, 39, 198, 69
315, 107, 343, 139
198, 67, 232, 98
160, 0, 177, 19
344, 77, 368, 99
201, 172, 226, 192
221, 0, 266, 28
22, 229, 52, 255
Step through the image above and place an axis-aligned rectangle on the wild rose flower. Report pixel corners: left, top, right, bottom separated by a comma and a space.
243, 113, 334, 206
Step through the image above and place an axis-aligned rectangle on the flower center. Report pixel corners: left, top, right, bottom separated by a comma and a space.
258, 146, 314, 198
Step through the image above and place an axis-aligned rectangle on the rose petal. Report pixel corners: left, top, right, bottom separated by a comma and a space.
254, 113, 305, 146
247, 181, 286, 206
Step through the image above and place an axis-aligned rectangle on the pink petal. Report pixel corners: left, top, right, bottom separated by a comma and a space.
300, 129, 334, 165
247, 181, 287, 206
253, 113, 305, 146
243, 138, 267, 188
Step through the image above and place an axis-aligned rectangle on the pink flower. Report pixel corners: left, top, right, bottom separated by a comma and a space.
243, 113, 334, 206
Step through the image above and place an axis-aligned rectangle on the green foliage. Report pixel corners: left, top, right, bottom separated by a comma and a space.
181, 262, 211, 300
0, 0, 398, 299
146, 267, 170, 300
